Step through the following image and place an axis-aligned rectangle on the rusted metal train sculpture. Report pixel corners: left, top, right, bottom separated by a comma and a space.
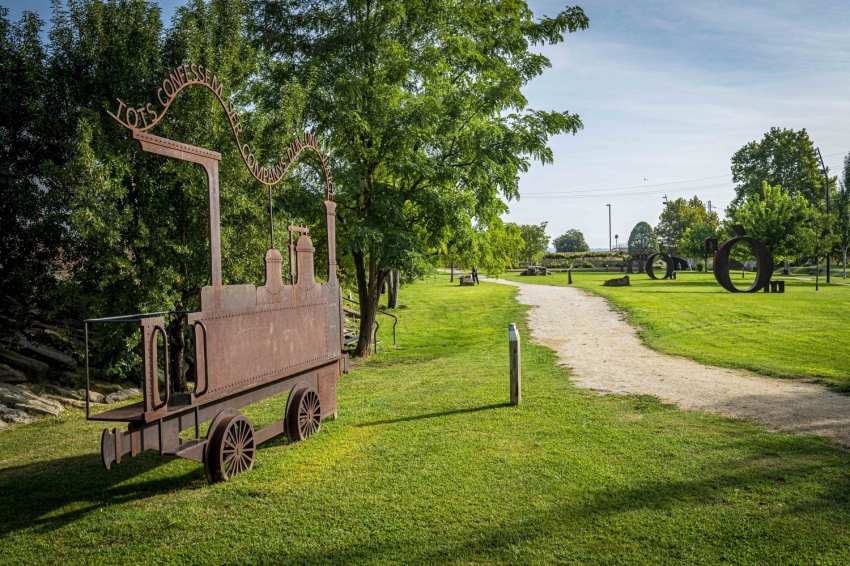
84, 66, 347, 483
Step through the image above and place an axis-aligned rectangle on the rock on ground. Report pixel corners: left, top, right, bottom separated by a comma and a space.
42, 394, 87, 409
0, 349, 49, 380
80, 389, 105, 404
89, 379, 128, 395
0, 418, 6, 430
0, 363, 28, 385
17, 337, 78, 371
0, 404, 35, 424
104, 388, 143, 404
0, 383, 64, 416
41, 384, 82, 400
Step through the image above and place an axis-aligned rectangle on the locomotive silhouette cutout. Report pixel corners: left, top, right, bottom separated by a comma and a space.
84, 66, 346, 483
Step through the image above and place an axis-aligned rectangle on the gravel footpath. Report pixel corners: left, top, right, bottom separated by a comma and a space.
494, 278, 850, 447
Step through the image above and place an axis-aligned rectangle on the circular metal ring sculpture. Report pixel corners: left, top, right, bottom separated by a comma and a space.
645, 253, 674, 280
713, 237, 773, 293
205, 409, 255, 483
286, 386, 322, 442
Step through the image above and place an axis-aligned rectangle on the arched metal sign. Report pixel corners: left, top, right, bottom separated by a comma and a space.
107, 64, 333, 196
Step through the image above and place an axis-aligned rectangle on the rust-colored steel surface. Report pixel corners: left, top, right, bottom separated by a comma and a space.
626, 254, 647, 274
644, 253, 674, 280
711, 227, 774, 293
85, 66, 348, 483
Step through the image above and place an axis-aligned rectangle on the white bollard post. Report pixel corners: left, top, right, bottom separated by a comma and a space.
509, 323, 521, 405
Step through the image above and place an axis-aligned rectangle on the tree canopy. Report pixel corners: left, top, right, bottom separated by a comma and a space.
733, 181, 813, 261
655, 196, 719, 255
467, 221, 525, 277
728, 127, 824, 212
836, 154, 850, 277
627, 221, 658, 255
0, 8, 69, 345
249, 0, 587, 355
680, 222, 721, 260
553, 229, 590, 252
519, 222, 551, 263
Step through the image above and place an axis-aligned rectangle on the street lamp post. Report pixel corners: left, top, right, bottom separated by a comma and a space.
615, 234, 619, 251
607, 204, 612, 252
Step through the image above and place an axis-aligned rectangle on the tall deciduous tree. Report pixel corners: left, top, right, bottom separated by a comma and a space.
519, 222, 550, 264
0, 9, 71, 346
733, 181, 813, 264
835, 154, 850, 278
627, 221, 658, 255
463, 220, 524, 278
656, 196, 719, 255
553, 229, 589, 252
728, 127, 823, 211
680, 222, 721, 270
249, 1, 588, 357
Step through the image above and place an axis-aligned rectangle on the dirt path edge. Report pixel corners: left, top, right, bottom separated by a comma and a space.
492, 277, 850, 448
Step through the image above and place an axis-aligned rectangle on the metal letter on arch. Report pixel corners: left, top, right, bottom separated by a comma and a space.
712, 232, 774, 293
644, 253, 674, 280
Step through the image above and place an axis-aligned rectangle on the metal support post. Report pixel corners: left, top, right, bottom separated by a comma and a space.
509, 323, 521, 406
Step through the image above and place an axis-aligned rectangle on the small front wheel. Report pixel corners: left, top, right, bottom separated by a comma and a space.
286, 386, 322, 442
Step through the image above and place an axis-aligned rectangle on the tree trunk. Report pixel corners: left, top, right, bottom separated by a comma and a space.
388, 270, 399, 309
169, 314, 187, 393
844, 247, 847, 279
450, 262, 454, 282
352, 250, 389, 358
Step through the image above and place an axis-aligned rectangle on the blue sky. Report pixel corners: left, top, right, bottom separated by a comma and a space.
5, 0, 850, 249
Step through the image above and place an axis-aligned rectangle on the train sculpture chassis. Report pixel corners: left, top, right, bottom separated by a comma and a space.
84, 65, 347, 483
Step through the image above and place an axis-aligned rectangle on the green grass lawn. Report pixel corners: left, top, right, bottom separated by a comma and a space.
503, 270, 850, 390
3, 274, 850, 564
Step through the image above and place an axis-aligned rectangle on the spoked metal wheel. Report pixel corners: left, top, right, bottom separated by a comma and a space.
286, 386, 322, 442
205, 410, 255, 483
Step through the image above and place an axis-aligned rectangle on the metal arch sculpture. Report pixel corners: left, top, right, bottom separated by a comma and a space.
626, 254, 647, 274
85, 65, 348, 483
706, 226, 774, 293
645, 253, 674, 280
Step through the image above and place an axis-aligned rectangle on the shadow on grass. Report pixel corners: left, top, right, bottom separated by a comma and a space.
261, 440, 850, 565
0, 449, 204, 537
354, 403, 509, 428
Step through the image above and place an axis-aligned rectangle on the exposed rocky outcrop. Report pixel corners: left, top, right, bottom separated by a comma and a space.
0, 310, 151, 430
0, 363, 28, 385
0, 349, 49, 380
17, 337, 77, 371
42, 394, 87, 409
80, 389, 105, 404
0, 404, 36, 424
104, 388, 143, 404
0, 383, 63, 416
41, 384, 82, 400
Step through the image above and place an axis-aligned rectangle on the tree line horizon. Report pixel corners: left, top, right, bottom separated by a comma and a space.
530, 128, 850, 275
